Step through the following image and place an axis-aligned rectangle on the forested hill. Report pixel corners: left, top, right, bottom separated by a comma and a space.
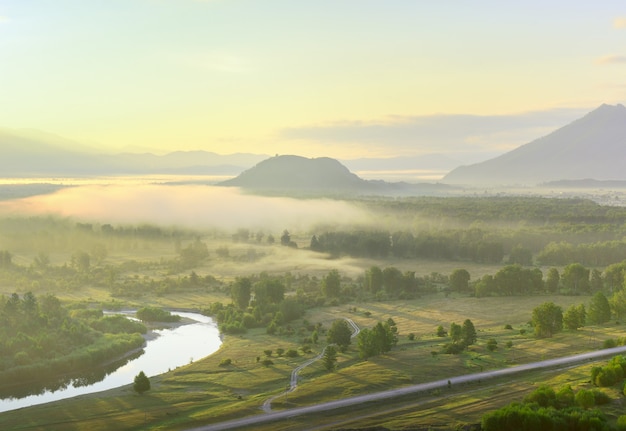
219, 155, 365, 191
443, 103, 626, 186
218, 155, 456, 196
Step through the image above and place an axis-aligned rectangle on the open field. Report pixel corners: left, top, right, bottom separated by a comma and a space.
3, 289, 623, 431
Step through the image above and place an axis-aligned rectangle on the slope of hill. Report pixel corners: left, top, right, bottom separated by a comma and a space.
218, 155, 455, 196
443, 104, 626, 186
218, 155, 365, 191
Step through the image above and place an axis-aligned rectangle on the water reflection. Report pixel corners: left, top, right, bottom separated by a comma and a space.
0, 311, 221, 413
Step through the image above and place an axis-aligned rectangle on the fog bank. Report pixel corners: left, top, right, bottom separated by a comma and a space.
0, 185, 371, 231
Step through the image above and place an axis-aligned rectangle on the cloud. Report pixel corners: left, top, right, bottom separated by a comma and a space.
595, 54, 626, 65
279, 108, 590, 157
614, 17, 626, 28
0, 185, 371, 231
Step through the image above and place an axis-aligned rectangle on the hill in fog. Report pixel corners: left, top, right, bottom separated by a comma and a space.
443, 104, 626, 186
218, 155, 455, 196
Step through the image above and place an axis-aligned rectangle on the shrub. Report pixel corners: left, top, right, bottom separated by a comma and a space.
263, 349, 272, 357
276, 348, 285, 357
285, 349, 299, 358
436, 325, 447, 337
603, 338, 617, 349
591, 389, 611, 405
219, 358, 232, 367
504, 324, 513, 330
408, 333, 415, 341
261, 359, 273, 367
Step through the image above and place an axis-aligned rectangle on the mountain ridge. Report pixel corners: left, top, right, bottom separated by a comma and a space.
443, 103, 626, 185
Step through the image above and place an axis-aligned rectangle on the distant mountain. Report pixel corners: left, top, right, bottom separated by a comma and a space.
0, 129, 267, 177
443, 104, 626, 185
218, 155, 455, 196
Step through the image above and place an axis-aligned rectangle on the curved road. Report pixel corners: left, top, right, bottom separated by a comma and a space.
188, 345, 626, 431
261, 318, 361, 412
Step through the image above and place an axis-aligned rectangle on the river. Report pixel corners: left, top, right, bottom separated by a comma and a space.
0, 311, 222, 413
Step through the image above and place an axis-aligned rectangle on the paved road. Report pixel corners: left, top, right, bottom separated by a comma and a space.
187, 345, 626, 431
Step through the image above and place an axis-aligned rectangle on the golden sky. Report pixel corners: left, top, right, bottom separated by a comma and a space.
1, 1, 625, 159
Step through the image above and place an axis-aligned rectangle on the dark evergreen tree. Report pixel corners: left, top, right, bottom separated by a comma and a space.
133, 371, 151, 394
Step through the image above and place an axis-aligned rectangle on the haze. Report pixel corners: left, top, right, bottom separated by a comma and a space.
1, 2, 625, 161
0, 185, 372, 232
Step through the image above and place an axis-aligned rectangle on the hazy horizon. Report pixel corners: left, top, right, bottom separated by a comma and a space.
1, 2, 625, 162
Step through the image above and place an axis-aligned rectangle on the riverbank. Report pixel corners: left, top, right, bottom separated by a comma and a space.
0, 311, 222, 414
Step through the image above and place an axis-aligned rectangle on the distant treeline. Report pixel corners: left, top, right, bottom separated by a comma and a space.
310, 195, 626, 266
310, 230, 504, 263
363, 196, 626, 225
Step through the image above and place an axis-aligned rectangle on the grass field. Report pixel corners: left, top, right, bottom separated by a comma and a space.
3, 288, 623, 431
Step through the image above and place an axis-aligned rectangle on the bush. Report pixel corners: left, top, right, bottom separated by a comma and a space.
261, 359, 273, 367
408, 333, 415, 341
591, 389, 611, 405
504, 324, 513, 330
219, 358, 232, 367
603, 338, 617, 349
442, 343, 466, 354
486, 339, 498, 351
436, 325, 447, 337
285, 349, 299, 358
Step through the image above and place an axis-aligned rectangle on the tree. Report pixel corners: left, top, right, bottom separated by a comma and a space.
382, 266, 404, 297
71, 251, 91, 272
575, 389, 595, 409
449, 269, 470, 293
254, 278, 285, 307
323, 345, 337, 371
357, 321, 397, 359
545, 268, 560, 293
563, 304, 586, 330
310, 235, 321, 251
327, 319, 352, 351
365, 266, 383, 294
322, 269, 341, 298
462, 319, 477, 345
508, 244, 533, 266
133, 371, 151, 394
562, 263, 590, 294
610, 289, 626, 319
532, 302, 563, 338
449, 322, 463, 344
590, 269, 603, 291
231, 277, 252, 310
588, 291, 611, 324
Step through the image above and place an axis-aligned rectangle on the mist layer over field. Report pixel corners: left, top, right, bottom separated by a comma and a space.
0, 184, 372, 232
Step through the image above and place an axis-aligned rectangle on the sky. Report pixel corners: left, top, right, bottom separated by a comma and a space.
1, 1, 625, 161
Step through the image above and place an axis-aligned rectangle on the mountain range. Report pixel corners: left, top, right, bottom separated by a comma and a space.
1, 103, 625, 190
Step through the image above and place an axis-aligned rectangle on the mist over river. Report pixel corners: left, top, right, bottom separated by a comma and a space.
0, 311, 221, 413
